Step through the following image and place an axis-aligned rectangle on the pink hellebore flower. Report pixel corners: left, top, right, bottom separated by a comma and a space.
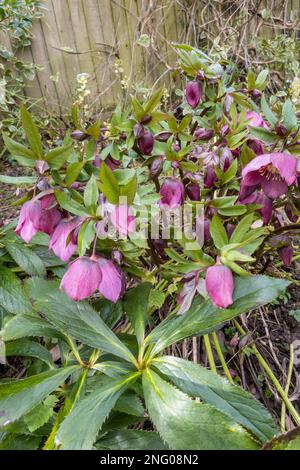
110, 205, 136, 236
245, 111, 268, 129
205, 263, 234, 308
186, 81, 202, 109
15, 195, 61, 243
15, 200, 41, 243
60, 257, 102, 301
98, 258, 126, 303
49, 217, 82, 262
159, 178, 185, 209
242, 153, 298, 199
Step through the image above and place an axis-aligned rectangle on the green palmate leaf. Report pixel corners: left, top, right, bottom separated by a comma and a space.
4, 233, 46, 277
230, 213, 255, 243
142, 369, 259, 450
218, 205, 247, 216
0, 267, 31, 314
123, 283, 152, 345
120, 176, 137, 205
34, 281, 136, 364
55, 374, 137, 449
45, 144, 73, 170
261, 95, 277, 127
263, 428, 300, 450
1, 314, 63, 342
144, 87, 164, 114
0, 366, 78, 424
282, 99, 297, 132
99, 162, 120, 204
20, 105, 43, 158
249, 126, 278, 144
3, 133, 35, 161
210, 213, 228, 249
54, 190, 89, 216
86, 120, 101, 140
153, 356, 277, 443
65, 162, 84, 186
98, 430, 168, 450
24, 395, 57, 432
0, 175, 37, 185
146, 275, 289, 356
84, 174, 99, 210
5, 339, 54, 368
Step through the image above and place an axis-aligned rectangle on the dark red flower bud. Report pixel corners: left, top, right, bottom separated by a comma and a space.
155, 131, 172, 142
275, 122, 288, 137
194, 128, 214, 140
71, 130, 88, 141
134, 123, 144, 138
250, 89, 262, 99
140, 115, 152, 125
204, 166, 217, 188
185, 81, 202, 109
285, 203, 298, 223
185, 182, 200, 201
138, 130, 154, 155
219, 147, 233, 172
150, 156, 164, 178
278, 245, 293, 267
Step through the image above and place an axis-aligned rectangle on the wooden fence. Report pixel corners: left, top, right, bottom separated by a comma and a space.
2, 0, 300, 114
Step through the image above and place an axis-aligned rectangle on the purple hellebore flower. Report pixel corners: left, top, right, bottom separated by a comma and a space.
285, 203, 298, 223
60, 256, 102, 301
245, 111, 268, 129
248, 139, 264, 155
15, 195, 61, 243
110, 205, 136, 236
138, 130, 154, 155
219, 147, 233, 172
15, 200, 41, 243
204, 165, 217, 188
60, 256, 102, 300
35, 159, 49, 175
98, 258, 126, 303
205, 263, 234, 308
150, 156, 164, 178
49, 217, 83, 262
185, 81, 202, 109
194, 128, 214, 141
242, 153, 298, 199
278, 245, 293, 267
185, 182, 200, 201
159, 178, 184, 209
238, 186, 273, 225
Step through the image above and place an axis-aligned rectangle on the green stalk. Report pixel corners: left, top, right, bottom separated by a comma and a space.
234, 320, 300, 426
66, 335, 84, 366
280, 343, 294, 432
211, 331, 234, 384
203, 334, 217, 373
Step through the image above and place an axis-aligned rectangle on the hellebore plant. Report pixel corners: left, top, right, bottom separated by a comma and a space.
1, 46, 300, 450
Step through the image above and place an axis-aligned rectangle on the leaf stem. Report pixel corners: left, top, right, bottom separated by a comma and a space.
280, 343, 294, 432
234, 320, 300, 426
66, 336, 84, 366
203, 334, 217, 373
211, 331, 234, 384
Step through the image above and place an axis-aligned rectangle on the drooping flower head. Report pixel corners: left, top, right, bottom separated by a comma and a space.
245, 111, 268, 129
97, 258, 126, 303
159, 178, 184, 209
49, 217, 83, 262
110, 205, 136, 236
15, 194, 61, 243
60, 257, 102, 301
242, 153, 297, 199
205, 263, 234, 308
138, 130, 154, 155
186, 81, 202, 109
